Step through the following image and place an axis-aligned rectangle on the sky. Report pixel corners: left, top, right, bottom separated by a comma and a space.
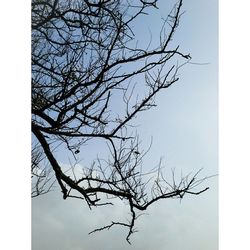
32, 1, 218, 249
3, 0, 250, 250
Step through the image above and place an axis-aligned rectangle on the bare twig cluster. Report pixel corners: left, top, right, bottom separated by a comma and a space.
32, 0, 207, 243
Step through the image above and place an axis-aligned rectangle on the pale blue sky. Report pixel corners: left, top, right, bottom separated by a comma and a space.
32, 1, 218, 249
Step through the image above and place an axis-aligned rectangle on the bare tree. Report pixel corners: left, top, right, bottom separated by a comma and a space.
32, 0, 208, 243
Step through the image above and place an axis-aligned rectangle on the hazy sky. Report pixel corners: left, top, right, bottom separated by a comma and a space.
32, 1, 218, 249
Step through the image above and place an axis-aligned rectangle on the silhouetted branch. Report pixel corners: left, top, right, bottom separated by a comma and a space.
32, 0, 209, 242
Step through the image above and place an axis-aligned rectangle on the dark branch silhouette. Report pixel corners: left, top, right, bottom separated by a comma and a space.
32, 0, 208, 243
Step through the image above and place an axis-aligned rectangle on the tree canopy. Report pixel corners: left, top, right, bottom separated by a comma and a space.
32, 0, 208, 243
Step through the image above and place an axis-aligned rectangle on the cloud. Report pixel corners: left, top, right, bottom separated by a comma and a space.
32, 180, 217, 250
